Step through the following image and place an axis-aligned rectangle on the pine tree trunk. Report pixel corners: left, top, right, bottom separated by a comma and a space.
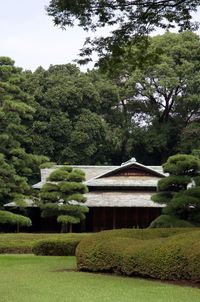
61, 223, 66, 233
16, 223, 20, 233
69, 223, 72, 233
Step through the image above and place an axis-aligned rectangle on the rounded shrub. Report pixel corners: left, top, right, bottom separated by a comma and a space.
76, 228, 200, 281
149, 215, 194, 228
33, 239, 80, 256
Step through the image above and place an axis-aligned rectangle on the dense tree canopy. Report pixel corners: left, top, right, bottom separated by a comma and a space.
47, 0, 199, 62
23, 64, 118, 164
0, 57, 47, 206
22, 32, 200, 165
1, 30, 200, 174
98, 31, 200, 163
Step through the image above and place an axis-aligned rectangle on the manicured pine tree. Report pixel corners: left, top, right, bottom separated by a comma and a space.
40, 166, 89, 232
0, 210, 32, 233
151, 154, 200, 227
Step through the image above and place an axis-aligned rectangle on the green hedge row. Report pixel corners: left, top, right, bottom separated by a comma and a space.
33, 239, 80, 256
0, 246, 32, 254
0, 233, 89, 254
76, 228, 200, 281
89, 228, 194, 240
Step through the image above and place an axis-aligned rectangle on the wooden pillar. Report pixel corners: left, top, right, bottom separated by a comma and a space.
113, 208, 116, 229
125, 208, 128, 228
103, 207, 106, 230
135, 207, 138, 228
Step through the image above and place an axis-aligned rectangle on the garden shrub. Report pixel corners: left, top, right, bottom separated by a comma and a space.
33, 239, 80, 256
0, 233, 89, 254
149, 215, 194, 228
76, 228, 200, 281
90, 227, 193, 240
0, 246, 32, 254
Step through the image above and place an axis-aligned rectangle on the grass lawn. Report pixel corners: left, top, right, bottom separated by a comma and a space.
0, 255, 200, 302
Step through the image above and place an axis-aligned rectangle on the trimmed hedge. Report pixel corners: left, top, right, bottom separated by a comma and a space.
86, 227, 194, 240
0, 245, 32, 254
33, 239, 80, 256
0, 233, 89, 254
76, 228, 200, 281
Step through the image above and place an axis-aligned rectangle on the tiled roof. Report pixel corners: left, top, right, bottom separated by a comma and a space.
78, 191, 164, 207
33, 164, 164, 189
40, 166, 117, 182
86, 176, 161, 187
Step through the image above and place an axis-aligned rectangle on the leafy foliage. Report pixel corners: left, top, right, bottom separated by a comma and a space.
22, 32, 200, 165
99, 31, 200, 163
47, 0, 199, 63
0, 57, 48, 206
23, 65, 109, 164
179, 123, 200, 153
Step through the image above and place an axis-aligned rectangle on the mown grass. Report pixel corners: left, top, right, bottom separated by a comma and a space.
0, 255, 200, 302
0, 233, 89, 253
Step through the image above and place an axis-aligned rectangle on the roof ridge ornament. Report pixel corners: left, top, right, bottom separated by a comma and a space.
121, 157, 136, 166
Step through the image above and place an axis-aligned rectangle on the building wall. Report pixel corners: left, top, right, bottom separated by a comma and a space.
84, 207, 162, 232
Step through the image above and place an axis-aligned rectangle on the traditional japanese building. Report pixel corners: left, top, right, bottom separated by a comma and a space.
31, 158, 165, 232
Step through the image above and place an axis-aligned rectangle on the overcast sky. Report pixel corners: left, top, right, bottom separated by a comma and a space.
1, 1, 200, 72
0, 0, 92, 71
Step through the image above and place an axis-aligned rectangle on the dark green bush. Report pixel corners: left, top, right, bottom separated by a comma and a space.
149, 215, 194, 228
76, 228, 200, 281
33, 239, 80, 256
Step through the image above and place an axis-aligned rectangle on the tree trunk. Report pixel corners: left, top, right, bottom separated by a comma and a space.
61, 223, 67, 233
69, 223, 72, 233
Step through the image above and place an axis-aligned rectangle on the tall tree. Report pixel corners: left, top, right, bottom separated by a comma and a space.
0, 57, 47, 206
47, 0, 199, 62
23, 64, 116, 164
179, 122, 200, 154
98, 32, 200, 163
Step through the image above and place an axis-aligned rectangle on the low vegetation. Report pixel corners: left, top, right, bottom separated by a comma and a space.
149, 215, 194, 228
32, 239, 80, 256
76, 228, 200, 281
0, 233, 89, 254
